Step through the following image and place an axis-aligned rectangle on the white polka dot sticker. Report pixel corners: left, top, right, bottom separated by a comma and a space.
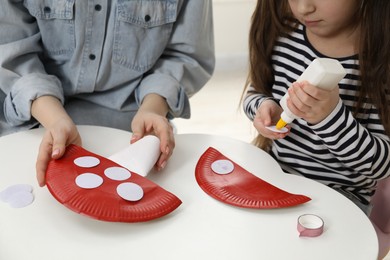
211, 159, 235, 175
8, 191, 34, 208
0, 184, 33, 203
117, 182, 144, 202
0, 184, 34, 208
265, 125, 289, 134
74, 156, 100, 168
75, 173, 103, 189
104, 167, 131, 181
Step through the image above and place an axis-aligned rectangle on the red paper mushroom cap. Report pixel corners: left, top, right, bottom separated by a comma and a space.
46, 144, 181, 222
195, 147, 311, 209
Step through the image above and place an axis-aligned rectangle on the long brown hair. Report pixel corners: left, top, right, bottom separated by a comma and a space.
244, 0, 390, 150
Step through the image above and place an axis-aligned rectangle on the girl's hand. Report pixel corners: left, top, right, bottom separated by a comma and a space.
287, 81, 340, 125
36, 117, 81, 187
253, 99, 290, 139
131, 94, 174, 171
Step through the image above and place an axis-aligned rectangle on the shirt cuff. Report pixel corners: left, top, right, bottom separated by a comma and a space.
310, 99, 347, 135
4, 73, 64, 126
136, 73, 190, 119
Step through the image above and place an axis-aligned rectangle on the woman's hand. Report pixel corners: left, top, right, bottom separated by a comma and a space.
131, 94, 174, 171
253, 99, 290, 139
286, 81, 340, 125
36, 118, 81, 187
31, 96, 81, 186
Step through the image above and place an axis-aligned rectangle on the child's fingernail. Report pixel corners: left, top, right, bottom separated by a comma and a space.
165, 146, 169, 154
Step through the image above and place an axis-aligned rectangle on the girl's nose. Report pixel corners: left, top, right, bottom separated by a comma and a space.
296, 0, 316, 15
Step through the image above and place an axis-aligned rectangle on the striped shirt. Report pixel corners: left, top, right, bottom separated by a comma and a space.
243, 24, 390, 206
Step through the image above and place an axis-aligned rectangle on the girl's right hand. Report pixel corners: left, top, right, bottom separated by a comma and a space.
253, 99, 290, 139
35, 117, 81, 187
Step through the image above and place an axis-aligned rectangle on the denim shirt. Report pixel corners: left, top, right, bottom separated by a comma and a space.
0, 0, 215, 135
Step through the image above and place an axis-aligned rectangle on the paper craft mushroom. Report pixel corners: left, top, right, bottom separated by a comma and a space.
45, 136, 181, 223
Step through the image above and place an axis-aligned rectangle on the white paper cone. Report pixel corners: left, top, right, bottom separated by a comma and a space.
108, 135, 161, 177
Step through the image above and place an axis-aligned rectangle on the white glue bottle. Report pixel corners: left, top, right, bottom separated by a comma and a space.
276, 58, 347, 129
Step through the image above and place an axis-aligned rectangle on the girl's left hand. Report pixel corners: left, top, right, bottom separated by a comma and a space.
253, 99, 290, 139
287, 81, 340, 125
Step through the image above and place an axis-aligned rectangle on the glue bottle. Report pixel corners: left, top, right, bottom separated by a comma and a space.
276, 58, 347, 129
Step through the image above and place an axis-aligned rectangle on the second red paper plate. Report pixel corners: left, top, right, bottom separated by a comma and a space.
195, 147, 311, 209
46, 144, 181, 223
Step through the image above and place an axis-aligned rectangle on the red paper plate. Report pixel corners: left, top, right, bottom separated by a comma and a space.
46, 144, 182, 222
195, 147, 311, 209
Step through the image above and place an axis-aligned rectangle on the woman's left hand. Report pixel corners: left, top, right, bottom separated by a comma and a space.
131, 94, 175, 171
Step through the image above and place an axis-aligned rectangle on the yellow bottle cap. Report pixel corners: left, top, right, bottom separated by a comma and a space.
276, 118, 287, 130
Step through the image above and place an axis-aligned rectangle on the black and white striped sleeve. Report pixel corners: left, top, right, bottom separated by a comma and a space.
312, 99, 390, 181
243, 85, 277, 121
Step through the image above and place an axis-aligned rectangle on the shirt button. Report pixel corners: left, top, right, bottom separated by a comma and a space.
89, 54, 96, 60
144, 15, 151, 22
95, 5, 102, 11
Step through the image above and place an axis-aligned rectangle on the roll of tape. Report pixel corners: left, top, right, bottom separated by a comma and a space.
297, 214, 324, 237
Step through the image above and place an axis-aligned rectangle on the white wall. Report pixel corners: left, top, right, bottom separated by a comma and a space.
212, 0, 256, 71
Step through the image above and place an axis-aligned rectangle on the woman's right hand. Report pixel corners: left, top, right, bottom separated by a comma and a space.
31, 96, 82, 187
35, 117, 81, 187
253, 99, 290, 139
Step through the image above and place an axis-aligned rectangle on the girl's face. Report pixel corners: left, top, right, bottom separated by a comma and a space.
287, 0, 361, 39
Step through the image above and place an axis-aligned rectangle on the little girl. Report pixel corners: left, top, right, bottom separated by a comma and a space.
243, 0, 389, 257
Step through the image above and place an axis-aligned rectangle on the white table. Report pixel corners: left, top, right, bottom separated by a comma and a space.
0, 125, 378, 260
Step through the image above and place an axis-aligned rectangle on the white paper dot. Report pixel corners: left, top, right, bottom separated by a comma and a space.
75, 173, 103, 189
117, 182, 144, 202
0, 184, 33, 203
8, 191, 34, 208
74, 156, 100, 168
104, 167, 131, 181
211, 159, 234, 175
266, 125, 289, 134
0, 184, 34, 208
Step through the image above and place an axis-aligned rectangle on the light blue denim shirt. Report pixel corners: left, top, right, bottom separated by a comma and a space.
0, 0, 215, 135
